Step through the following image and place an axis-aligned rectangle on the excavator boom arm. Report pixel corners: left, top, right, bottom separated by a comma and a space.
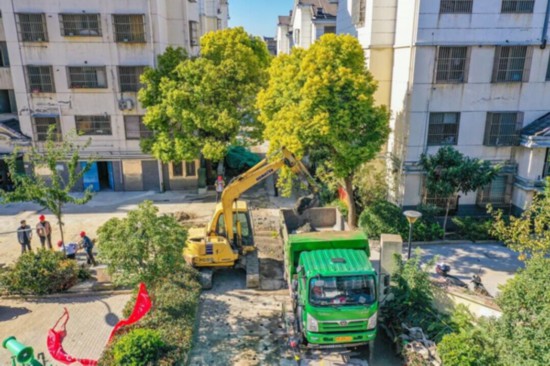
218, 148, 317, 246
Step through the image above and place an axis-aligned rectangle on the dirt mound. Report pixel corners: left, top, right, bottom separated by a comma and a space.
171, 211, 196, 222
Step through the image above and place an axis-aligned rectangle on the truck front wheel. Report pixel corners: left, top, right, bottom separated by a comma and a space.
295, 306, 307, 346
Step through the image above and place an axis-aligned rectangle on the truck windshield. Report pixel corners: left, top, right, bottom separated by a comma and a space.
309, 275, 376, 307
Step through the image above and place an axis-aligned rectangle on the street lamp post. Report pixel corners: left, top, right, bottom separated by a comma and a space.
403, 210, 422, 259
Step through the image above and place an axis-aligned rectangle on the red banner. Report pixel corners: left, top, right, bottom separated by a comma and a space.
47, 309, 98, 366
108, 282, 152, 342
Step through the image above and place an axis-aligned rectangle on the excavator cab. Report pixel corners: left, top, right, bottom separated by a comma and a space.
213, 203, 254, 248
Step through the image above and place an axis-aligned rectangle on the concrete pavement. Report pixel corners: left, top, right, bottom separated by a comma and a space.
0, 294, 131, 365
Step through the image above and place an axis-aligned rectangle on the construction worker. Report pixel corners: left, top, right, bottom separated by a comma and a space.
80, 231, 97, 266
36, 214, 53, 249
216, 175, 225, 202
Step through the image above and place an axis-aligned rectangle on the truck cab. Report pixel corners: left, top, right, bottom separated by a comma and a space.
294, 248, 378, 346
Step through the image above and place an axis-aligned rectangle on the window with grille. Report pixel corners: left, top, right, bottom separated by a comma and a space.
427, 112, 460, 146
60, 14, 101, 37
27, 66, 55, 93
477, 175, 512, 207
124, 116, 153, 139
68, 66, 107, 88
501, 0, 535, 13
17, 13, 48, 42
185, 161, 196, 177
436, 47, 468, 83
422, 191, 458, 212
189, 21, 199, 46
440, 0, 473, 13
113, 14, 145, 43
119, 66, 145, 92
172, 162, 183, 177
492, 46, 531, 82
483, 112, 523, 146
34, 117, 60, 141
75, 115, 112, 135
0, 42, 9, 67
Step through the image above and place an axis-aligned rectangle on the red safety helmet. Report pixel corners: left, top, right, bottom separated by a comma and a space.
80, 231, 86, 238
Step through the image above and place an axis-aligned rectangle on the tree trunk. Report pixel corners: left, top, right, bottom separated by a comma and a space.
344, 175, 357, 229
443, 198, 451, 240
57, 213, 66, 252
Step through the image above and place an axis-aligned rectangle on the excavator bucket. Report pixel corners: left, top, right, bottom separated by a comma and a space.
295, 194, 320, 215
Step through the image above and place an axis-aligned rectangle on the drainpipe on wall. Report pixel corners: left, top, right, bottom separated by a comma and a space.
541, 0, 550, 49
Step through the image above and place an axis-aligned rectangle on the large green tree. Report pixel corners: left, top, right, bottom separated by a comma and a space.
419, 146, 500, 239
489, 178, 550, 259
1, 128, 94, 248
139, 27, 271, 165
97, 201, 187, 287
257, 34, 390, 227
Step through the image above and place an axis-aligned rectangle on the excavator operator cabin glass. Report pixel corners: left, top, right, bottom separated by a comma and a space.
216, 212, 253, 245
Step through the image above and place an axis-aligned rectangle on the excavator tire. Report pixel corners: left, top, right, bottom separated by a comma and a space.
199, 268, 213, 290
245, 251, 260, 289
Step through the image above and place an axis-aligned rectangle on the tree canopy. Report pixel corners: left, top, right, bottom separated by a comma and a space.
257, 34, 390, 226
1, 128, 94, 245
489, 178, 550, 259
139, 27, 271, 163
419, 146, 500, 237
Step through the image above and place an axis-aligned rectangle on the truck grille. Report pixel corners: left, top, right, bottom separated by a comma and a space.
318, 319, 367, 333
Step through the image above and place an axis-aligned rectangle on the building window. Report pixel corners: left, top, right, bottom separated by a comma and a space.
68, 66, 107, 88
124, 116, 153, 139
75, 115, 112, 135
352, 0, 367, 27
0, 42, 10, 67
427, 112, 460, 146
501, 0, 535, 13
294, 29, 301, 46
546, 56, 550, 81
217, 19, 222, 30
435, 46, 468, 83
27, 66, 55, 93
440, 0, 473, 13
324, 26, 336, 34
172, 162, 183, 177
189, 21, 199, 46
113, 14, 145, 43
492, 46, 531, 82
60, 14, 101, 36
477, 175, 512, 207
119, 66, 145, 92
484, 112, 523, 146
185, 161, 196, 177
34, 117, 61, 141
17, 13, 48, 42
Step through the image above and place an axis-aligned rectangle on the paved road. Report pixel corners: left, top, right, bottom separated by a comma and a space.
0, 294, 130, 365
415, 243, 524, 297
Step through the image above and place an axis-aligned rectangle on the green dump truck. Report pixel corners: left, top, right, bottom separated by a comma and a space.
281, 207, 379, 350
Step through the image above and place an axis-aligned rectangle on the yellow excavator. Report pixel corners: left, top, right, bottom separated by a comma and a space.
183, 147, 319, 289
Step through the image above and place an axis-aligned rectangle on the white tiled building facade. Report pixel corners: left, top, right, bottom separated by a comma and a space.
0, 0, 228, 192
276, 0, 338, 54
337, 0, 550, 214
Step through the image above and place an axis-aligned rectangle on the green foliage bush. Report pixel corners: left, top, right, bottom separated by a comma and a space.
451, 216, 496, 242
359, 200, 443, 241
112, 328, 164, 366
99, 265, 201, 365
98, 200, 188, 287
0, 250, 81, 295
382, 251, 454, 344
328, 199, 349, 219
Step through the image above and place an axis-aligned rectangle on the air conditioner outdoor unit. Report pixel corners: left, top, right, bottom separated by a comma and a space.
118, 98, 135, 111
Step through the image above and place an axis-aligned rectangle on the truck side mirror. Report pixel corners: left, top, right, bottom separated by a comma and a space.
383, 274, 390, 287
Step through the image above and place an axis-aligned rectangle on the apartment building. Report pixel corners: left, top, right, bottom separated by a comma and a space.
276, 0, 338, 54
0, 0, 228, 192
337, 0, 550, 214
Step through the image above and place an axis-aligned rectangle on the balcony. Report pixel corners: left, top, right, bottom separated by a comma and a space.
0, 67, 12, 89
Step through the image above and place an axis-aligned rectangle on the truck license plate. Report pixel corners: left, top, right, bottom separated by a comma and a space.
335, 336, 353, 342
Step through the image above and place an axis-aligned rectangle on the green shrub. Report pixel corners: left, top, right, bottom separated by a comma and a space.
112, 328, 164, 366
359, 200, 443, 241
359, 200, 407, 239
328, 199, 349, 219
451, 216, 495, 242
99, 265, 201, 365
0, 250, 80, 295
